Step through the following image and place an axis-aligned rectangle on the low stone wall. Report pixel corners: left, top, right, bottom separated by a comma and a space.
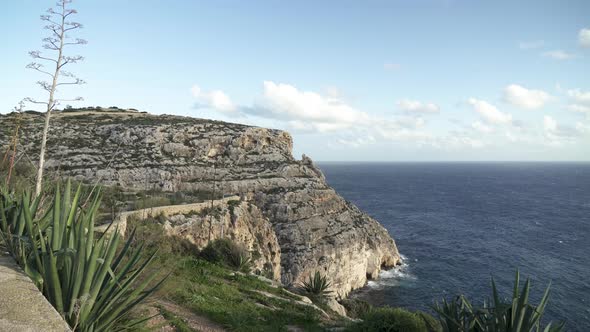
0, 250, 71, 331
95, 195, 241, 236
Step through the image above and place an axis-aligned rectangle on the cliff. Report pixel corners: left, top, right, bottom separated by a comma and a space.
96, 196, 283, 281
0, 108, 401, 297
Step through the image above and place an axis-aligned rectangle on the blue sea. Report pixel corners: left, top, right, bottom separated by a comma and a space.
318, 162, 590, 331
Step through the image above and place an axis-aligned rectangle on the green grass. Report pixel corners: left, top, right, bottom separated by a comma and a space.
159, 307, 194, 332
147, 253, 326, 332
127, 219, 334, 331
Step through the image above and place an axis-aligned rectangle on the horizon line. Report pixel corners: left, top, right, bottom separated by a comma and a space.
314, 160, 590, 163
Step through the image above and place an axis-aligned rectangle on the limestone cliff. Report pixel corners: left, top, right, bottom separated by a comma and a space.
0, 108, 401, 297
98, 196, 283, 281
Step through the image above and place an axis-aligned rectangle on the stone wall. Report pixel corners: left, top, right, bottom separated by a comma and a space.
0, 251, 71, 331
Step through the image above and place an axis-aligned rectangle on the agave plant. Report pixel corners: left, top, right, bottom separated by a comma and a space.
0, 181, 165, 331
299, 271, 333, 297
475, 271, 565, 332
433, 270, 565, 332
234, 253, 253, 273
434, 295, 478, 332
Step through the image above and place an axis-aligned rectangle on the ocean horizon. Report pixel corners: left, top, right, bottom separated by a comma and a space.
319, 161, 590, 331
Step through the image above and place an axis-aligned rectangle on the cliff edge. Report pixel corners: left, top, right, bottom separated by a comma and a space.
0, 108, 401, 297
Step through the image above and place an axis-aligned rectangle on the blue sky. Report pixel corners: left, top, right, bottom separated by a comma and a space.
1, 0, 589, 161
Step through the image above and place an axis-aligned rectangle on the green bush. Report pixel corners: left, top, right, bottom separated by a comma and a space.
200, 238, 252, 273
340, 298, 373, 319
348, 306, 439, 332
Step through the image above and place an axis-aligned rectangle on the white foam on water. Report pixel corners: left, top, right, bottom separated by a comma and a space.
366, 255, 417, 289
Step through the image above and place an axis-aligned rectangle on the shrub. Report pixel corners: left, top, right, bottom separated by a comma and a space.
433, 270, 565, 332
126, 214, 198, 256
340, 298, 373, 319
0, 181, 165, 331
347, 307, 438, 332
199, 238, 252, 273
299, 271, 333, 297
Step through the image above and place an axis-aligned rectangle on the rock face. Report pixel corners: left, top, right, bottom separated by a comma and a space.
0, 109, 401, 297
96, 196, 283, 281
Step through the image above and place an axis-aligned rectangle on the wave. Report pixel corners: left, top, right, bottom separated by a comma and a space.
367, 255, 417, 289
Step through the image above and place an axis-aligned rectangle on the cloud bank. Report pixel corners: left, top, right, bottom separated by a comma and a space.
190, 82, 588, 152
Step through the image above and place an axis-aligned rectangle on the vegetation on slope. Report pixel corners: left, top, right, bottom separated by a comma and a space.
125, 214, 345, 331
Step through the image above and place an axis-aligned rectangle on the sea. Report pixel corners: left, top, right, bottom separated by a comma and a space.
318, 162, 590, 331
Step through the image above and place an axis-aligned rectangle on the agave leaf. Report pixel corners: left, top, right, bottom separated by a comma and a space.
46, 245, 65, 314
61, 180, 71, 228
513, 278, 531, 331
66, 224, 88, 316
535, 281, 552, 321
52, 184, 61, 252
110, 228, 136, 272
95, 270, 165, 331
25, 263, 44, 288
0, 200, 8, 233
81, 233, 121, 320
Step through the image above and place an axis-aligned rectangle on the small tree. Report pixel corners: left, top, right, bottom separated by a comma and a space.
25, 0, 86, 197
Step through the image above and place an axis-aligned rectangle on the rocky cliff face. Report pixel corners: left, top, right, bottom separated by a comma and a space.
99, 196, 283, 281
0, 109, 401, 297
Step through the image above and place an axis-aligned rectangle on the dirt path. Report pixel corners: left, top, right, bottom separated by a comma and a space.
145, 299, 227, 332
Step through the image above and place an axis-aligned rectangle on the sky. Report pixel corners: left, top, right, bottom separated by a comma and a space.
1, 0, 589, 161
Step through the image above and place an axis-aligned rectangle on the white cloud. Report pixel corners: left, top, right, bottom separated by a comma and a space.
256, 81, 371, 132
384, 63, 401, 70
376, 127, 433, 143
542, 50, 576, 60
435, 132, 486, 149
579, 28, 590, 48
472, 121, 494, 134
576, 121, 590, 134
336, 135, 376, 148
189, 82, 589, 152
503, 84, 551, 110
256, 83, 430, 140
567, 89, 590, 104
566, 89, 590, 118
519, 40, 544, 50
191, 85, 236, 113
567, 104, 590, 115
543, 115, 557, 132
397, 99, 440, 114
286, 120, 352, 133
193, 81, 433, 141
468, 98, 512, 125
324, 86, 343, 98
542, 115, 562, 146
542, 116, 580, 146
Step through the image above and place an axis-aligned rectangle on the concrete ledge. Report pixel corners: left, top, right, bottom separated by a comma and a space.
0, 250, 71, 332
